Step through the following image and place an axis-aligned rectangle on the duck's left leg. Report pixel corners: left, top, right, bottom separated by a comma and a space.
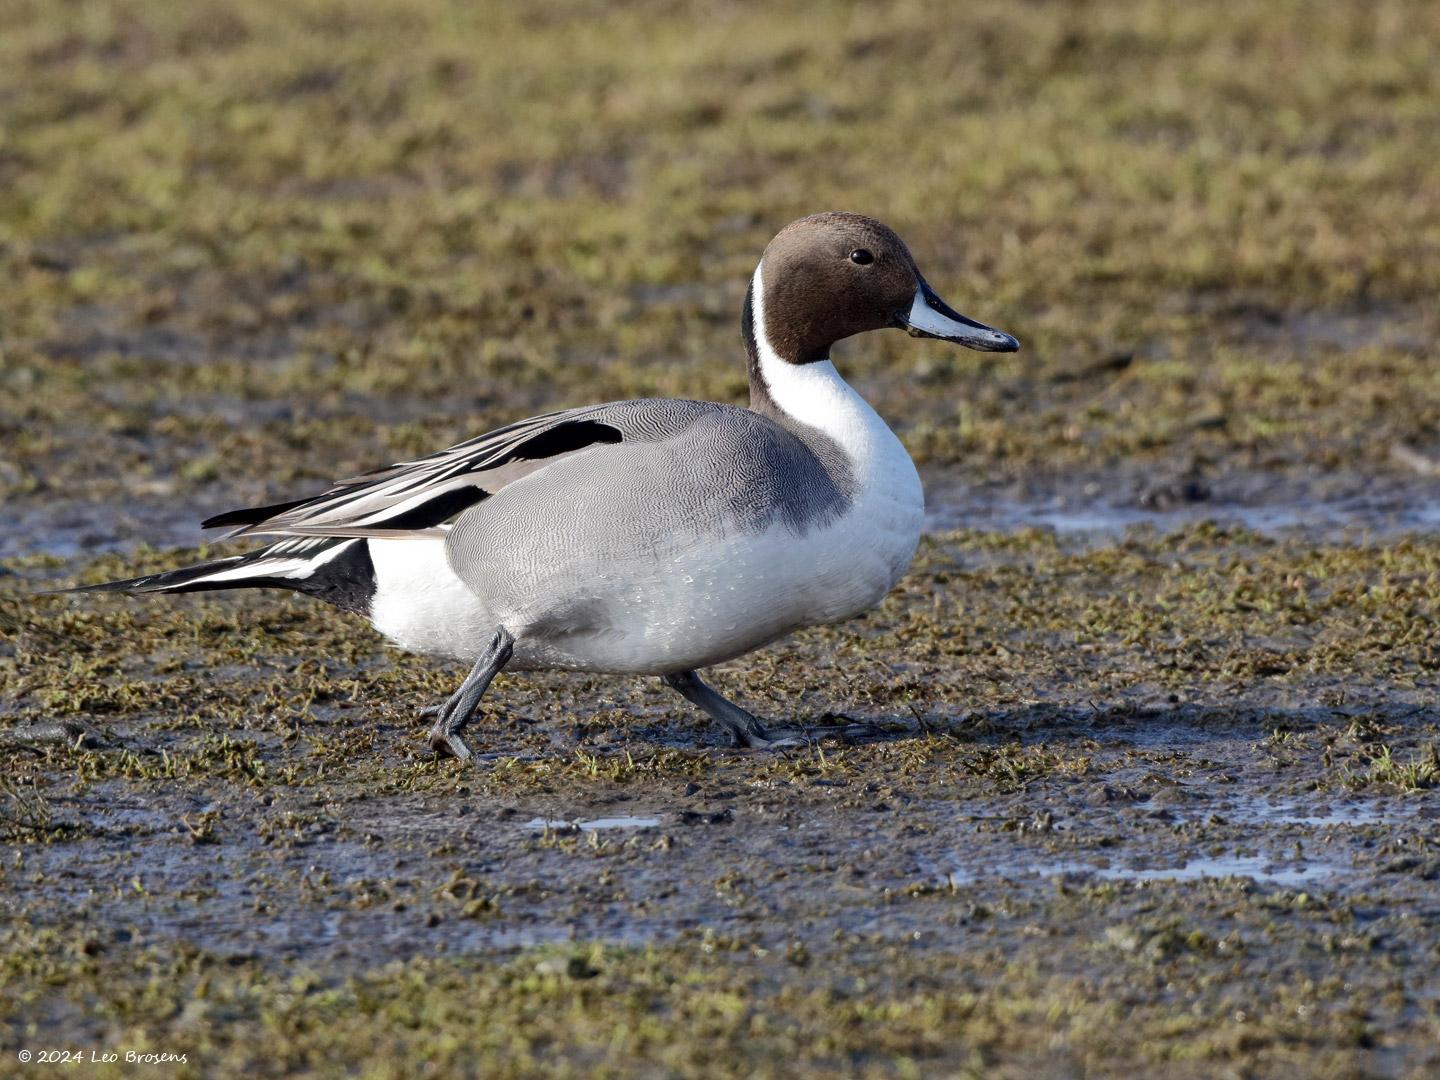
425, 626, 515, 761
661, 670, 806, 749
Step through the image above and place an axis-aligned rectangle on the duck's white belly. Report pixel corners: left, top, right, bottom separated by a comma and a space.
368, 538, 494, 661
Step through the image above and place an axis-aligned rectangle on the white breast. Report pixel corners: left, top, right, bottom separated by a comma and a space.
748, 268, 925, 611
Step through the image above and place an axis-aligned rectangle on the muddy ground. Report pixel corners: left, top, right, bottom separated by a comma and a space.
4, 0, 1440, 1076
4, 498, 1439, 1077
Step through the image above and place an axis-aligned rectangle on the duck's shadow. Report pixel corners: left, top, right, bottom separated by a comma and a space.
526, 698, 1414, 759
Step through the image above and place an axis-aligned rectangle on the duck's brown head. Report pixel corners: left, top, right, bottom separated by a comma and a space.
747, 211, 1019, 366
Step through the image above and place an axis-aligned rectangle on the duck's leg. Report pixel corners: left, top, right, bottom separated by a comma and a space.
426, 626, 515, 761
662, 670, 805, 749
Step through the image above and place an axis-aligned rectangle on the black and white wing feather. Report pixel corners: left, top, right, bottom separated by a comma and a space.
204, 405, 629, 539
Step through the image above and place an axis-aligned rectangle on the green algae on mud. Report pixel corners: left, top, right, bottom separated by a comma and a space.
0, 921, 1433, 1080
5, 0, 1440, 1074
4, 527, 1440, 1077
3, 0, 1440, 531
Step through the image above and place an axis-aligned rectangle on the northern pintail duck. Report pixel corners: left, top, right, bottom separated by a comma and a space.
80, 213, 1019, 756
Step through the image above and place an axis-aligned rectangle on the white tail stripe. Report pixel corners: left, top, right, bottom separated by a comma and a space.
184, 539, 359, 585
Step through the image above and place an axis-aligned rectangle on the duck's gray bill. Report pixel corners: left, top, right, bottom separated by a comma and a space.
899, 281, 1020, 352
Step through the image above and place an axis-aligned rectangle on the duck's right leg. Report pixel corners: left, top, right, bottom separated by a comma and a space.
424, 626, 515, 761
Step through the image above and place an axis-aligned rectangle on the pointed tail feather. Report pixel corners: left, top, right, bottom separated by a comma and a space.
63, 538, 376, 615
64, 556, 254, 595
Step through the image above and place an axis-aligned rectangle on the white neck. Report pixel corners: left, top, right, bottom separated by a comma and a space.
749, 265, 897, 467
748, 263, 925, 555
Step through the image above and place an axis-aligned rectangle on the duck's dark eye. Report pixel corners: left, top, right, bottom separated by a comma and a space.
849, 249, 874, 265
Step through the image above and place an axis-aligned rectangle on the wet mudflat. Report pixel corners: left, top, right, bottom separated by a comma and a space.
4, 516, 1440, 1078
5, 0, 1440, 1074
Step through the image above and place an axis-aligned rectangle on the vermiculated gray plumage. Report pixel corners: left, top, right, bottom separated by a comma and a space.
222, 399, 853, 543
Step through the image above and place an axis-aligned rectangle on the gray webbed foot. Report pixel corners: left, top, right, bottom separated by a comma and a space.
427, 726, 474, 761
730, 724, 807, 750
728, 720, 896, 749
662, 670, 805, 751
661, 671, 917, 749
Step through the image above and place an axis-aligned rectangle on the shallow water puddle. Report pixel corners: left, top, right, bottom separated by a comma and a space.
944, 853, 1345, 889
1216, 796, 1417, 828
923, 486, 1440, 542
524, 816, 661, 832
2, 499, 212, 559
1081, 855, 1341, 888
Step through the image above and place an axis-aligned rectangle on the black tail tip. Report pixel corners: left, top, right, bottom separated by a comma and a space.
51, 577, 151, 596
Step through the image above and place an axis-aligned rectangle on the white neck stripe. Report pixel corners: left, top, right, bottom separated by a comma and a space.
749, 264, 891, 457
